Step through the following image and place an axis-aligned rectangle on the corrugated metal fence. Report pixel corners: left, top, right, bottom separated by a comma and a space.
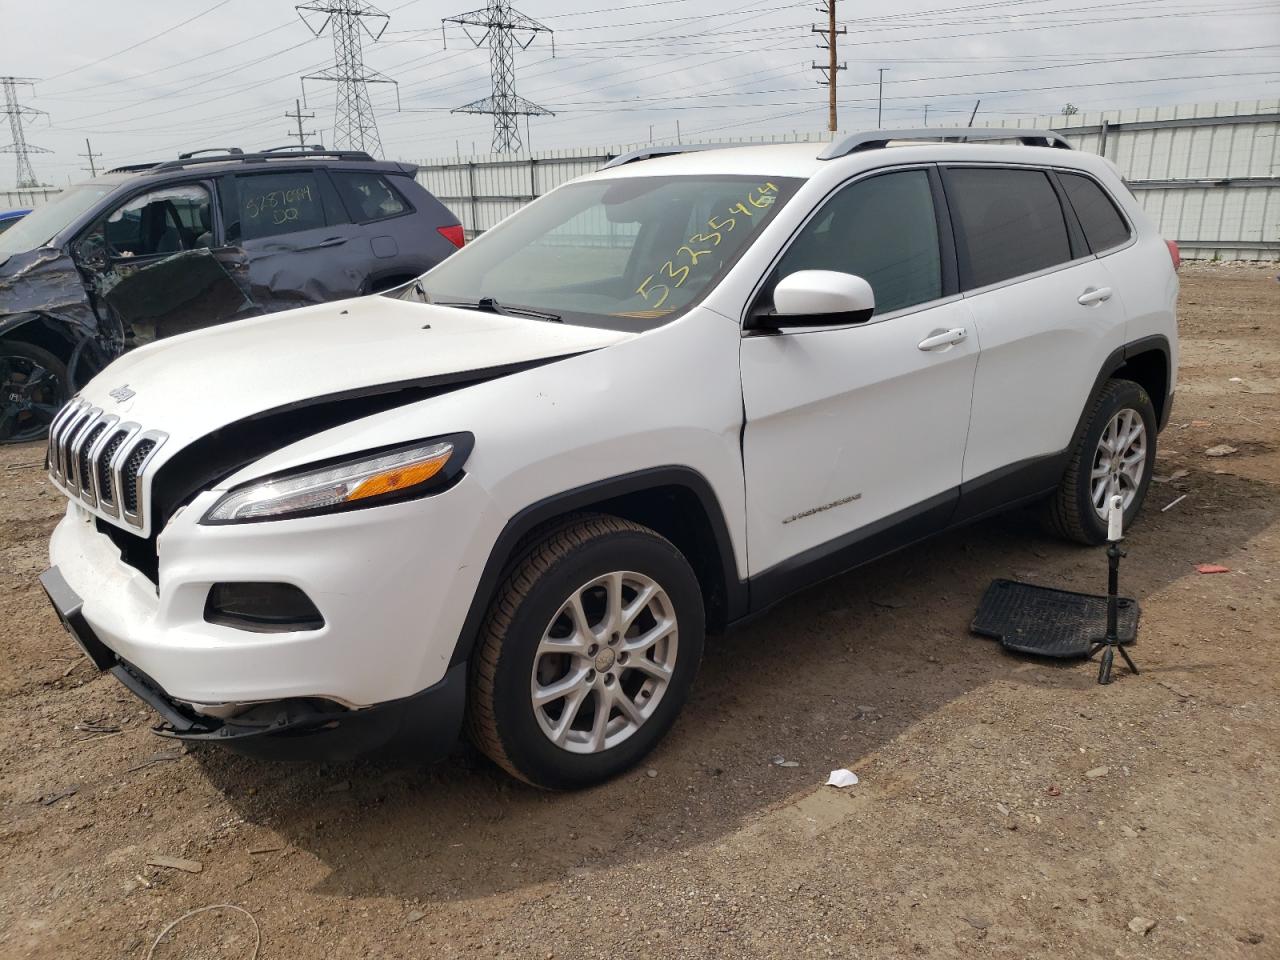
0, 186, 61, 210
415, 99, 1280, 261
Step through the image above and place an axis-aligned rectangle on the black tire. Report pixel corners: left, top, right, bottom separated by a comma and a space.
1045, 378, 1158, 545
466, 514, 705, 790
0, 340, 70, 445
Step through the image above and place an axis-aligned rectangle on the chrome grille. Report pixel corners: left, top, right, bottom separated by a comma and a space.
46, 399, 167, 533
96, 430, 128, 506
121, 439, 155, 516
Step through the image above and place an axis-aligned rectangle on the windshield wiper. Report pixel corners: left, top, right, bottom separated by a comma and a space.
434, 296, 562, 323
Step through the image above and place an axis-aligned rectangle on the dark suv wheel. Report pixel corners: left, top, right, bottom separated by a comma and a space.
466, 515, 705, 790
1, 341, 70, 444
1046, 378, 1158, 544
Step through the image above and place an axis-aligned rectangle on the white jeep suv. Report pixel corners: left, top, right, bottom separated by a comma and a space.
41, 130, 1178, 788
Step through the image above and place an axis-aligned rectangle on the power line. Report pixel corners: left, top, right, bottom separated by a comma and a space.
42, 0, 235, 84
443, 1, 555, 154
1, 77, 51, 188
298, 0, 400, 157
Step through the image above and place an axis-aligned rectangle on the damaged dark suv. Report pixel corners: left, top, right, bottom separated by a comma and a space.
0, 147, 464, 443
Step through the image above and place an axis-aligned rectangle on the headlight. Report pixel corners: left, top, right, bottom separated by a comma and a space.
201, 434, 472, 523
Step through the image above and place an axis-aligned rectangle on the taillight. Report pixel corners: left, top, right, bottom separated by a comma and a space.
1165, 239, 1180, 271
437, 224, 465, 249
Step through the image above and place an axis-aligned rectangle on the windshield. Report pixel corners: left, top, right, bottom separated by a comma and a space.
416, 175, 801, 330
0, 183, 117, 256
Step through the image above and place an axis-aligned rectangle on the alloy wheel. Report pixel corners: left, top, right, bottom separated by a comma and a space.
530, 570, 678, 754
1090, 407, 1147, 519
0, 354, 65, 444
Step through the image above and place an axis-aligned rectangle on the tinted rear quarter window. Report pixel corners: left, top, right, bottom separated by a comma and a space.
946, 167, 1072, 289
331, 171, 410, 223
1059, 171, 1131, 253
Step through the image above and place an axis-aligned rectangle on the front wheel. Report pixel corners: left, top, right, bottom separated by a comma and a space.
466, 515, 705, 789
1, 341, 70, 445
1045, 377, 1158, 545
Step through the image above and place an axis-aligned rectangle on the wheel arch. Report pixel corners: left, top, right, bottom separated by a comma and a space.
0, 312, 108, 389
1080, 335, 1173, 439
450, 467, 747, 669
1112, 337, 1171, 431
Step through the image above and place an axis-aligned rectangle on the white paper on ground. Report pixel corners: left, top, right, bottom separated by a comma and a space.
825, 769, 859, 788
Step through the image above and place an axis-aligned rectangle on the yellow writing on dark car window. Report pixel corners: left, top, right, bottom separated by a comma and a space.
244, 184, 316, 225
634, 182, 779, 309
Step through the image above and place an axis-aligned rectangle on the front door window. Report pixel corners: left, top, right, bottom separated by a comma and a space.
102, 184, 214, 259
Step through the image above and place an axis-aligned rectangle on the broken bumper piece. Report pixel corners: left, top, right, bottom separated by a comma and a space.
39, 566, 465, 762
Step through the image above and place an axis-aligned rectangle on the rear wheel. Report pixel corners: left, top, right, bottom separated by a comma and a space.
466, 515, 704, 789
1046, 377, 1157, 544
0, 341, 69, 444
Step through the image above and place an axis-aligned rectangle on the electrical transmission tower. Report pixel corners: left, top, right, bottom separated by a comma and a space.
811, 1, 846, 133
443, 1, 554, 155
1, 77, 51, 188
297, 1, 399, 157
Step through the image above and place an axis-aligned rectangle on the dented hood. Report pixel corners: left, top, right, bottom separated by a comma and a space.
77, 294, 636, 449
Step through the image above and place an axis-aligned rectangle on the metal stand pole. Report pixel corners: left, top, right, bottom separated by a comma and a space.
1089, 493, 1140, 684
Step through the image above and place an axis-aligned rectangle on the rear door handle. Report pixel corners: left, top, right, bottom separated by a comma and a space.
917, 327, 968, 351
1077, 286, 1113, 306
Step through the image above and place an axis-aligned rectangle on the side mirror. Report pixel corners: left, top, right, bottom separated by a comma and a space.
752, 270, 875, 329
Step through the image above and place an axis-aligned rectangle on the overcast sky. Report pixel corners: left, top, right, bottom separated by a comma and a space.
4, 0, 1279, 187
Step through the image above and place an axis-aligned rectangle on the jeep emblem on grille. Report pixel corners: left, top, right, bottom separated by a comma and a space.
108, 385, 135, 403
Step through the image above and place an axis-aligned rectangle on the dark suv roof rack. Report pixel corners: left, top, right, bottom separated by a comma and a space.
147, 147, 377, 174
820, 127, 1072, 160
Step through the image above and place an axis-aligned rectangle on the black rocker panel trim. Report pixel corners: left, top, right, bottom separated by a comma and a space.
748, 488, 958, 613
448, 466, 747, 668
951, 449, 1069, 526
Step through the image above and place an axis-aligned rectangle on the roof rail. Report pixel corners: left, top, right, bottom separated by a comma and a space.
148, 148, 377, 173
260, 144, 327, 153
106, 162, 163, 174
820, 127, 1072, 160
601, 143, 746, 169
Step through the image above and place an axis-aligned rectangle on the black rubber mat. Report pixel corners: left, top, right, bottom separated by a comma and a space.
971, 579, 1139, 659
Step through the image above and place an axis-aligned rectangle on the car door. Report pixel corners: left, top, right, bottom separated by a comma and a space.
227, 168, 364, 311
740, 166, 979, 595
73, 180, 252, 343
940, 165, 1129, 516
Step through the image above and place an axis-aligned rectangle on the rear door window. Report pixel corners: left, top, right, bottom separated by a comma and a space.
945, 167, 1073, 289
1059, 172, 1132, 253
331, 171, 410, 223
234, 171, 329, 241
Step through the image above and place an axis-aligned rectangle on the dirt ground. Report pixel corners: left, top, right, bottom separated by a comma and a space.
1, 264, 1277, 960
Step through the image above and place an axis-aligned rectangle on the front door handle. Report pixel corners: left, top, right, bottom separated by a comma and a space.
1078, 286, 1113, 306
917, 327, 968, 351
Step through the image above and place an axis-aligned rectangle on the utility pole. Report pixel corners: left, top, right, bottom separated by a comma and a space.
286, 98, 318, 148
79, 138, 103, 177
0, 77, 50, 188
967, 99, 982, 127
297, 1, 400, 157
443, 1, 554, 155
923, 103, 929, 127
811, 1, 846, 133
877, 68, 889, 128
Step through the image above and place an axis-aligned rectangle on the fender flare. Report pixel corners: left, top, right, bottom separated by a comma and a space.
1075, 334, 1173, 439
447, 466, 747, 668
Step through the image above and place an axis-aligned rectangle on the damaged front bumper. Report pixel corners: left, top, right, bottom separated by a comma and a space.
39, 566, 465, 761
